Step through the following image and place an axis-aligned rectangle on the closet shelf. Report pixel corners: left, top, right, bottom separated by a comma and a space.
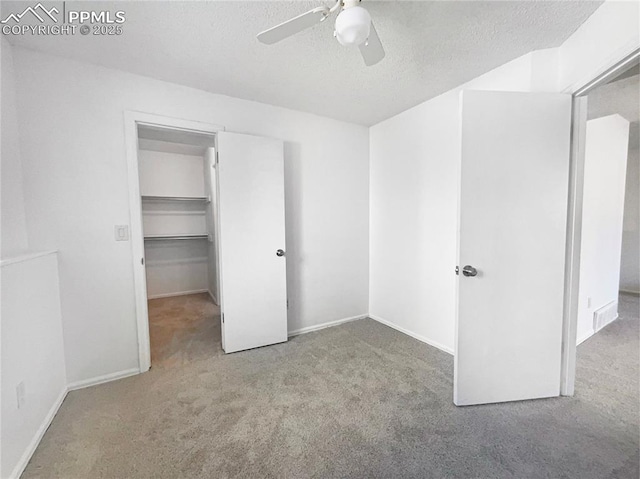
144, 234, 208, 241
141, 195, 210, 202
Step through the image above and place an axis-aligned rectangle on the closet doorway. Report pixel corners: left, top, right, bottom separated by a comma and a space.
138, 125, 219, 367
125, 113, 289, 372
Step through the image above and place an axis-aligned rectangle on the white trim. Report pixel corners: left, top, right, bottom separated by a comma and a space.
124, 111, 224, 373
125, 111, 151, 373
565, 44, 639, 96
560, 46, 640, 397
576, 329, 594, 346
147, 289, 209, 300
67, 368, 140, 392
288, 314, 367, 337
0, 250, 57, 267
208, 289, 218, 305
560, 96, 587, 397
8, 367, 143, 478
8, 387, 67, 479
369, 314, 454, 355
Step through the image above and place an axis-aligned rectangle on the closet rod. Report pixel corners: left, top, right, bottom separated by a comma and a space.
141, 195, 210, 202
144, 234, 208, 241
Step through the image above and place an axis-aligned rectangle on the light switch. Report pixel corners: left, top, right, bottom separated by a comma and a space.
16, 381, 25, 409
115, 225, 130, 241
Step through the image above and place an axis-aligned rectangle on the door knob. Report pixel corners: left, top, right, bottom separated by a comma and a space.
462, 265, 477, 277
276, 249, 285, 257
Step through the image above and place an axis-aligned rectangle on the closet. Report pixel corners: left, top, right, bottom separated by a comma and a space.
129, 119, 289, 364
136, 125, 220, 364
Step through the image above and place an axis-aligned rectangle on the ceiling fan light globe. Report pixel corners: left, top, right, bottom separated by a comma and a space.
334, 6, 371, 46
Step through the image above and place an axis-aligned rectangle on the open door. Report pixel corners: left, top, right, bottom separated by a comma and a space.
454, 90, 572, 406
216, 132, 288, 353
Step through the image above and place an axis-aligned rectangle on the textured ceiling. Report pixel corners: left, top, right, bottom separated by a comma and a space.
3, 0, 603, 125
588, 74, 640, 149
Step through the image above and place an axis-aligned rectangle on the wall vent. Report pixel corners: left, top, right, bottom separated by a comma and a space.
593, 301, 618, 333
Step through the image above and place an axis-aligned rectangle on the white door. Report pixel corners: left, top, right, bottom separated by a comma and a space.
216, 132, 288, 353
454, 90, 572, 406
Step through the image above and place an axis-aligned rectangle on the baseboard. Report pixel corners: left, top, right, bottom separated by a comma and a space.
9, 387, 68, 479
619, 289, 640, 296
370, 314, 454, 355
577, 329, 594, 345
208, 290, 218, 305
288, 314, 367, 337
9, 367, 141, 478
67, 367, 140, 392
147, 289, 209, 300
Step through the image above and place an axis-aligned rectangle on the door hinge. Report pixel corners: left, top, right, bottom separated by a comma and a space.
287, 299, 289, 309
215, 152, 219, 165
141, 257, 145, 265
222, 313, 224, 323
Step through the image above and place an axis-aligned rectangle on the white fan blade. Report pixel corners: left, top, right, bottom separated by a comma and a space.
257, 7, 329, 45
359, 21, 385, 66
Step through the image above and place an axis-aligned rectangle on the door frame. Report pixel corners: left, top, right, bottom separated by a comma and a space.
123, 111, 225, 373
560, 47, 639, 395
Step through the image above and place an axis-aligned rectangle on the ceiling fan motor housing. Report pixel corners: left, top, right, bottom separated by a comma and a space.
335, 2, 371, 46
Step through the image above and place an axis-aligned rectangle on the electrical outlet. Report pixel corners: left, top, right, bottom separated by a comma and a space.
114, 225, 130, 241
16, 381, 25, 409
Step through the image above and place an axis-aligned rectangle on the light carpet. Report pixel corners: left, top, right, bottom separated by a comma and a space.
22, 293, 639, 478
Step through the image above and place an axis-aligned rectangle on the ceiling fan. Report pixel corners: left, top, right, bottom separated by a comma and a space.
257, 0, 385, 66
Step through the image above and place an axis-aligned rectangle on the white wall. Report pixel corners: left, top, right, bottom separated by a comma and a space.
12, 46, 369, 383
0, 37, 28, 257
139, 148, 210, 298
369, 53, 543, 352
1, 252, 67, 479
577, 115, 630, 343
1, 42, 67, 479
620, 147, 639, 293
142, 199, 207, 237
138, 149, 206, 198
144, 240, 209, 299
